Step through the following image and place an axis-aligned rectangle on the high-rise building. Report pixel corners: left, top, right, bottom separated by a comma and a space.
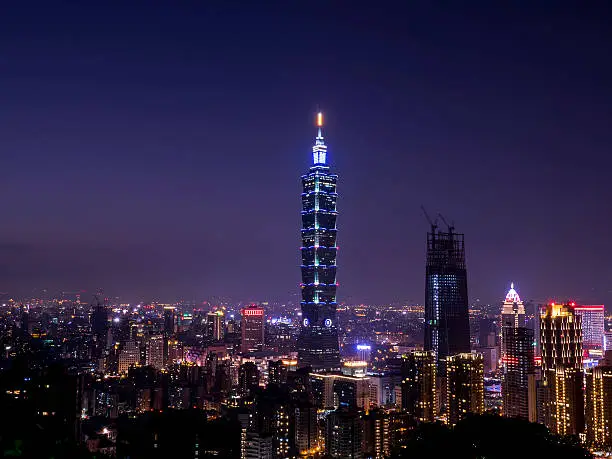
586, 351, 612, 447
368, 374, 401, 408
119, 340, 140, 374
605, 332, 612, 352
401, 351, 436, 422
163, 306, 176, 336
446, 353, 484, 426
326, 408, 363, 459
310, 373, 370, 411
90, 299, 110, 373
500, 284, 535, 420
146, 335, 165, 370
268, 360, 289, 386
363, 409, 391, 459
297, 112, 341, 372
167, 338, 183, 364
294, 401, 320, 456
502, 327, 534, 418
253, 390, 291, 458
478, 318, 497, 348
239, 362, 260, 396
91, 301, 109, 353
241, 305, 264, 354
91, 302, 108, 339
424, 224, 470, 373
575, 304, 604, 350
244, 432, 273, 459
540, 302, 584, 435
207, 311, 224, 342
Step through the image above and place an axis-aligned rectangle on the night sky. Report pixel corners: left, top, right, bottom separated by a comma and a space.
1, 2, 611, 306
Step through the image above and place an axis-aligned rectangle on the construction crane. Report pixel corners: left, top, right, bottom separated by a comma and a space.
420, 205, 437, 232
437, 213, 455, 233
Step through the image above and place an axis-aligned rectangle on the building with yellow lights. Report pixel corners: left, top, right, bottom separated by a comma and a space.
206, 310, 224, 341
401, 350, 436, 422
586, 351, 612, 447
446, 353, 484, 426
539, 302, 584, 435
118, 340, 140, 374
146, 335, 165, 370
363, 408, 390, 458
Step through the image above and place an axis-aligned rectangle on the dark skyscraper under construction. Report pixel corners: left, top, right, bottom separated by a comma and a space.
424, 223, 470, 372
297, 112, 341, 372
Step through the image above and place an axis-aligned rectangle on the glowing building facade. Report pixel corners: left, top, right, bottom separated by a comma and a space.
540, 302, 584, 435
424, 225, 470, 374
241, 305, 265, 354
297, 112, 341, 372
119, 340, 140, 374
363, 409, 391, 459
446, 353, 484, 426
401, 350, 437, 422
207, 311, 224, 341
575, 304, 604, 350
501, 284, 534, 420
501, 283, 525, 328
146, 334, 165, 370
586, 352, 612, 448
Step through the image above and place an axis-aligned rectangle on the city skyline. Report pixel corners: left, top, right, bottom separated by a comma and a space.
2, 3, 611, 458
1, 3, 612, 307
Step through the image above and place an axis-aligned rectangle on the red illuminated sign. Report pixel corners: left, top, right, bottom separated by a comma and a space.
241, 308, 264, 317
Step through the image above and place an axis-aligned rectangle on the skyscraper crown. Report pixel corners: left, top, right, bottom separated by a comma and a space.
504, 282, 522, 304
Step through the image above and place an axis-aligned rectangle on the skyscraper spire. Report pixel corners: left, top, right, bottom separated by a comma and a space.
312, 111, 327, 165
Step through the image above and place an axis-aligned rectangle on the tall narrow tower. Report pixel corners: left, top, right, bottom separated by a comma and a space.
424, 224, 470, 373
500, 283, 534, 420
297, 112, 341, 372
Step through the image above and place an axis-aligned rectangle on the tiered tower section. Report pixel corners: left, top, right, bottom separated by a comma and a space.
297, 112, 341, 371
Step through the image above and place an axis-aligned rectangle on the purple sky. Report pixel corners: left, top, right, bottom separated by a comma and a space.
1, 2, 611, 306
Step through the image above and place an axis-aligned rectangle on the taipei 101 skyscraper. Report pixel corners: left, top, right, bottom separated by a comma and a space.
297, 112, 341, 372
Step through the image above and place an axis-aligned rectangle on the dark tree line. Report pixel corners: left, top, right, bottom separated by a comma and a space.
392, 414, 592, 459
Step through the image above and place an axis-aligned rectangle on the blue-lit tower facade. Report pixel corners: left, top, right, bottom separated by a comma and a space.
298, 112, 341, 372
424, 224, 470, 374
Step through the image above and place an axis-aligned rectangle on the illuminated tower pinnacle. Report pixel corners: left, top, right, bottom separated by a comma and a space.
501, 282, 525, 328
312, 112, 327, 165
297, 111, 341, 372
